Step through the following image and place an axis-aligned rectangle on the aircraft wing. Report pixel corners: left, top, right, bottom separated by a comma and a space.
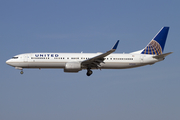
81, 40, 119, 68
153, 52, 173, 59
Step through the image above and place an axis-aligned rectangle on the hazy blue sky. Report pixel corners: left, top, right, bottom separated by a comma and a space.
1, 0, 180, 120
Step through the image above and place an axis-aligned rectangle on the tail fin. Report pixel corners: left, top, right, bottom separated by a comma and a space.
141, 27, 169, 55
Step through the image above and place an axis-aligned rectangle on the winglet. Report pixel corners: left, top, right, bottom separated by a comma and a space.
112, 40, 119, 50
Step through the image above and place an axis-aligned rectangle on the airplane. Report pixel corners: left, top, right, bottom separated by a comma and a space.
6, 27, 172, 76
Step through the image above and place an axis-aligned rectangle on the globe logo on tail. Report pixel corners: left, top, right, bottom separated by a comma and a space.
141, 40, 162, 55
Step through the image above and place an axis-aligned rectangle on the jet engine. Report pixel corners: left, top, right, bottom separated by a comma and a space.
64, 62, 82, 72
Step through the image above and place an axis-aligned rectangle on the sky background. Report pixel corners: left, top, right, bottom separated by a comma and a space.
0, 0, 180, 120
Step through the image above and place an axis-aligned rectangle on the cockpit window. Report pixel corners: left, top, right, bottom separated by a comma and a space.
12, 57, 18, 59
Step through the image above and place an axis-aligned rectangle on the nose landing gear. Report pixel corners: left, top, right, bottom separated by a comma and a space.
20, 70, 24, 74
86, 69, 93, 76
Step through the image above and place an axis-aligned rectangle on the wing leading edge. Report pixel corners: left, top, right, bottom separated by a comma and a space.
81, 40, 119, 68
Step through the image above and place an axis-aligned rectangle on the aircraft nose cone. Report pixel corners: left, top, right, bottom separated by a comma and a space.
6, 59, 10, 65
6, 59, 13, 66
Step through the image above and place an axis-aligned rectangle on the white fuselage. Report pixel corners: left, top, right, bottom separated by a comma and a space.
5, 27, 171, 76
6, 52, 160, 70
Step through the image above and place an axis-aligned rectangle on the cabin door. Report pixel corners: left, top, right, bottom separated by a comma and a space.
24, 55, 28, 62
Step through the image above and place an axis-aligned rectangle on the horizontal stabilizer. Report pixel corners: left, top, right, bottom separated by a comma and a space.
153, 52, 173, 59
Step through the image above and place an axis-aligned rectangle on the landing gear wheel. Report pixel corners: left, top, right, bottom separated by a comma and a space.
86, 69, 93, 76
20, 71, 24, 74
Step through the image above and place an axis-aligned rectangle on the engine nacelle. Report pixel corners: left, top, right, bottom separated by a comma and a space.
64, 62, 82, 73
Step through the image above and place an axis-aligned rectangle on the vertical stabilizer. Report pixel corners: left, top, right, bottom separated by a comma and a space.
141, 27, 169, 55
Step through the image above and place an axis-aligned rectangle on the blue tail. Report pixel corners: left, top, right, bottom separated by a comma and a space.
141, 27, 169, 55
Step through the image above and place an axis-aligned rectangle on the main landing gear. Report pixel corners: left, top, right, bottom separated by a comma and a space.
86, 69, 93, 76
